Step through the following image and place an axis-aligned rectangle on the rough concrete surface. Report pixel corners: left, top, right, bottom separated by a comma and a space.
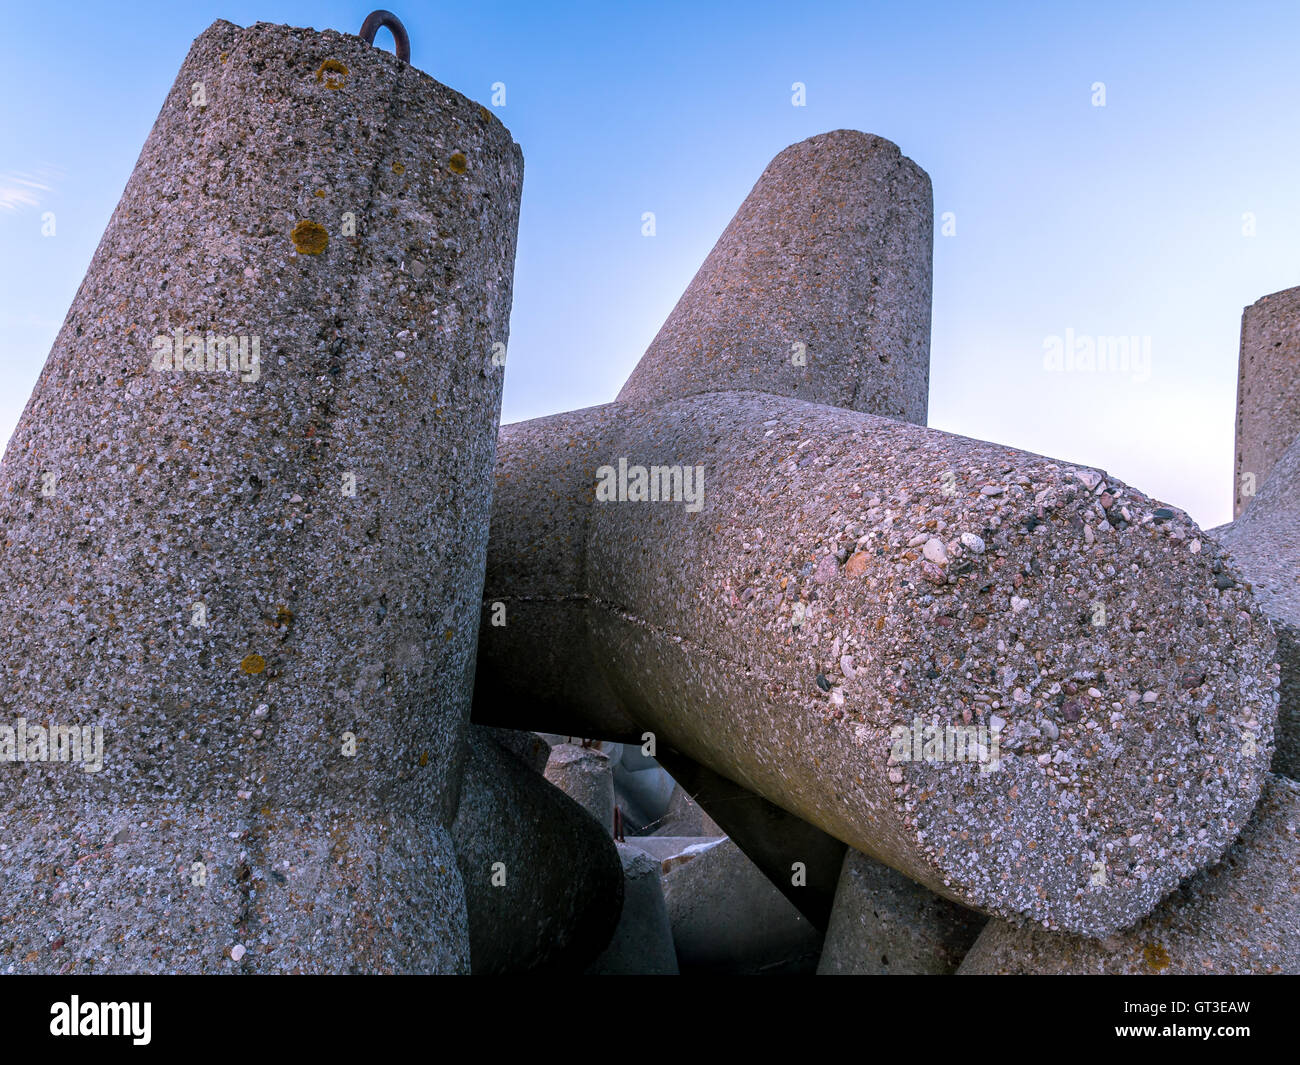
587, 843, 678, 975
818, 848, 985, 974
0, 19, 522, 973
1234, 286, 1300, 517
958, 774, 1300, 975
451, 727, 623, 973
663, 838, 823, 974
1214, 430, 1300, 780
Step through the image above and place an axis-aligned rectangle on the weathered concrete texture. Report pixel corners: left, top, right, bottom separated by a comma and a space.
958, 774, 1300, 975
654, 747, 845, 930
818, 848, 985, 974
0, 21, 522, 972
663, 839, 823, 974
544, 744, 615, 833
1214, 431, 1300, 780
477, 390, 1279, 936
617, 131, 931, 424
1234, 286, 1300, 517
451, 728, 623, 974
587, 843, 678, 975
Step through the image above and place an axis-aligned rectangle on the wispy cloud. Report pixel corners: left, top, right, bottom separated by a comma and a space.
0, 166, 62, 214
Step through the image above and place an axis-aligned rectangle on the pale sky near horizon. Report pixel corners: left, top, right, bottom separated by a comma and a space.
3, 0, 1299, 529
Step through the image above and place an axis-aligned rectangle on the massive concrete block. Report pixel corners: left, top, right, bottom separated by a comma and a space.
1213, 431, 1300, 780
1234, 286, 1300, 517
544, 743, 615, 833
475, 131, 1278, 936
587, 843, 678, 975
477, 388, 1278, 936
958, 774, 1300, 975
452, 727, 624, 974
617, 132, 931, 423
817, 848, 985, 975
663, 838, 823, 974
0, 21, 522, 972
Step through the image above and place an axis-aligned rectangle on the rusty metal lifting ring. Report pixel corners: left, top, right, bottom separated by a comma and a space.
360, 10, 411, 64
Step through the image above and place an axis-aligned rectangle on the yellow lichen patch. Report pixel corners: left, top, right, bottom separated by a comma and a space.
478, 105, 490, 122
391, 161, 405, 175
314, 189, 327, 198
419, 750, 429, 767
290, 220, 329, 255
240, 653, 266, 675
448, 152, 468, 174
1142, 942, 1172, 972
315, 58, 348, 90
221, 53, 229, 64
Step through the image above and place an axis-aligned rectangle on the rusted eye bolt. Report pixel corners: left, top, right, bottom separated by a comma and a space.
360, 10, 411, 64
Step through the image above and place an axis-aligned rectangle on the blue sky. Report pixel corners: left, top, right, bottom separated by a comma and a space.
3, 0, 1299, 527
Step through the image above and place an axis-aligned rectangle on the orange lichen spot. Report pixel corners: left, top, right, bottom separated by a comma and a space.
391, 161, 405, 175
314, 189, 327, 198
1143, 942, 1172, 971
448, 152, 468, 174
291, 220, 329, 255
315, 58, 348, 90
240, 653, 266, 675
419, 750, 429, 767
220, 52, 229, 64
275, 606, 294, 630
478, 105, 491, 122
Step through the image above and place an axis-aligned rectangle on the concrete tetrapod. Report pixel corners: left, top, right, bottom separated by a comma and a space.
452, 727, 624, 974
474, 130, 1277, 936
476, 391, 1278, 936
818, 848, 985, 975
0, 21, 522, 972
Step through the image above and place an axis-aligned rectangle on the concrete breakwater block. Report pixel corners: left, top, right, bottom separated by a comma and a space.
476, 388, 1278, 936
818, 848, 985, 975
958, 774, 1300, 975
663, 838, 823, 974
0, 19, 522, 972
474, 130, 1278, 938
544, 743, 615, 834
587, 843, 678, 975
452, 728, 624, 974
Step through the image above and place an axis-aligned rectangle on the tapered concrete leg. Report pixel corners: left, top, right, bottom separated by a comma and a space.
0, 20, 522, 972
957, 775, 1300, 974
587, 843, 678, 975
1234, 286, 1300, 517
452, 727, 624, 973
617, 131, 931, 422
663, 839, 823, 974
818, 849, 985, 974
1213, 430, 1300, 780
